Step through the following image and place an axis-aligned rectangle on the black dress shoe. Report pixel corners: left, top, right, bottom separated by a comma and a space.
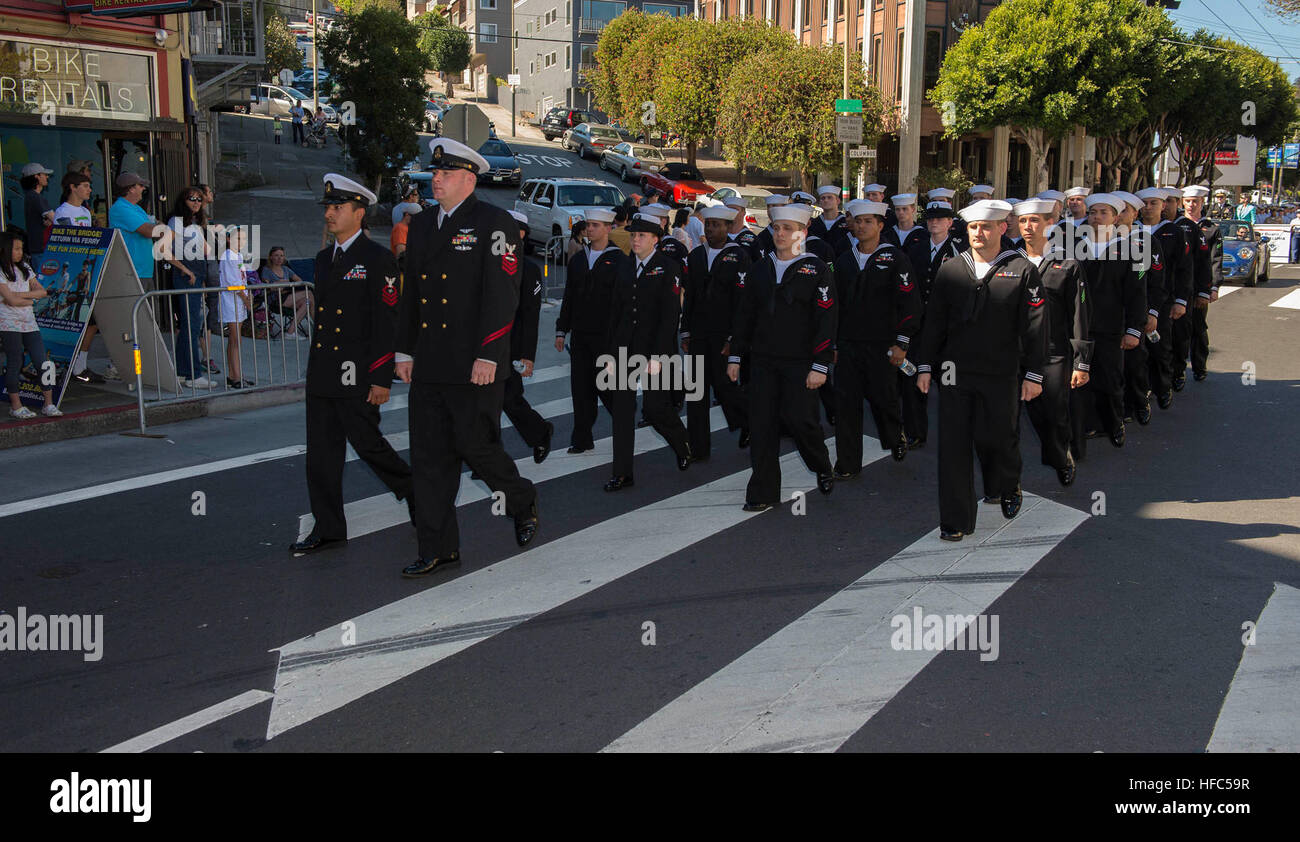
982, 495, 1000, 505
1172, 374, 1186, 392
1001, 486, 1022, 519
906, 436, 926, 449
738, 429, 750, 449
567, 444, 592, 454
534, 422, 554, 463
1085, 429, 1101, 439
470, 469, 481, 479
401, 552, 460, 577
891, 442, 907, 462
742, 501, 774, 513
1110, 425, 1126, 448
817, 472, 833, 494
940, 528, 964, 542
604, 475, 634, 492
636, 417, 651, 428
1156, 391, 1173, 410
514, 501, 539, 547
1135, 401, 1152, 425
826, 413, 837, 427
832, 468, 859, 480
1057, 454, 1076, 487
677, 444, 693, 471
1193, 371, 1208, 381
289, 534, 347, 554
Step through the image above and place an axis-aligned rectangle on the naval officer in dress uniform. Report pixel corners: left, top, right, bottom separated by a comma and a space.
395, 138, 539, 577
291, 173, 414, 555
915, 200, 1048, 542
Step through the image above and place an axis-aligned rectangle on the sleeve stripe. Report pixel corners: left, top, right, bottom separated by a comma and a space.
811, 363, 829, 374
482, 321, 514, 346
813, 339, 831, 353
1024, 371, 1044, 383
368, 352, 394, 372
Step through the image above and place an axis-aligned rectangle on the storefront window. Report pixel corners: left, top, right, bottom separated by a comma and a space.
0, 36, 154, 122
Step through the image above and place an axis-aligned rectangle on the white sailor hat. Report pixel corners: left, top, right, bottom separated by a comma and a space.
958, 199, 1012, 222
769, 204, 813, 226
1134, 187, 1165, 202
1004, 198, 1023, 209
428, 137, 490, 175
1013, 198, 1056, 216
927, 187, 956, 200
321, 173, 377, 206
392, 202, 423, 225
790, 190, 816, 204
628, 214, 664, 235
1160, 185, 1182, 198
1064, 186, 1091, 198
508, 209, 529, 226
1182, 185, 1210, 199
969, 184, 994, 196
846, 199, 889, 218
1112, 191, 1143, 211
924, 201, 955, 217
1213, 188, 1230, 196
721, 195, 749, 210
816, 185, 841, 197
639, 202, 673, 219
700, 204, 738, 221
1085, 193, 1124, 212
1036, 189, 1066, 203
863, 183, 887, 194
584, 207, 617, 223
764, 194, 791, 207
891, 193, 917, 207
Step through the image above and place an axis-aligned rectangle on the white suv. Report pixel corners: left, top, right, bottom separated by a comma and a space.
514, 177, 627, 255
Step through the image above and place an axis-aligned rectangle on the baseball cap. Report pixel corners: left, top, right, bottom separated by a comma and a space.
116, 172, 150, 188
21, 162, 54, 177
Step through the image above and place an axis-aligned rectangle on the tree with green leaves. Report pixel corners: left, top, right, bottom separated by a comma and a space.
415, 8, 472, 96
320, 6, 432, 193
587, 10, 654, 126
717, 44, 882, 192
264, 11, 303, 82
612, 14, 694, 132
655, 17, 796, 168
331, 0, 405, 12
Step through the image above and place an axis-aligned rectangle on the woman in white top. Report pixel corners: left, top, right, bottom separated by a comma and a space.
0, 232, 62, 418
218, 229, 253, 389
162, 189, 213, 387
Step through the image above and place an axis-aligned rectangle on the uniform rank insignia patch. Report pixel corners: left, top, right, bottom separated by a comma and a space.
736, 272, 746, 288
898, 272, 914, 292
816, 285, 833, 308
1152, 256, 1163, 271
502, 252, 518, 275
452, 231, 477, 251
1028, 285, 1045, 308
382, 276, 398, 307
343, 266, 366, 281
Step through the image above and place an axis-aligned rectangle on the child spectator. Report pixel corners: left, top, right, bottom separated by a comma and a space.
274, 115, 283, 145
218, 230, 253, 388
0, 232, 62, 418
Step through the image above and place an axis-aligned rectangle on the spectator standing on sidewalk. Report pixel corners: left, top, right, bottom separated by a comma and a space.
290, 102, 306, 147
0, 232, 62, 419
20, 162, 55, 267
218, 229, 253, 389
274, 115, 283, 145
162, 189, 212, 388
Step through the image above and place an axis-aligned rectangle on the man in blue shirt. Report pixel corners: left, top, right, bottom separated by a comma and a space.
108, 172, 158, 285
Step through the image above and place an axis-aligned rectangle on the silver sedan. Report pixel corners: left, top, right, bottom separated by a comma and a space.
599, 142, 668, 183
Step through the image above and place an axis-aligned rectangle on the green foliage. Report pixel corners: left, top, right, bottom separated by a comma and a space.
914, 165, 973, 200
332, 0, 405, 12
613, 15, 695, 129
414, 9, 472, 77
589, 10, 652, 122
264, 10, 304, 81
717, 44, 882, 180
321, 6, 432, 190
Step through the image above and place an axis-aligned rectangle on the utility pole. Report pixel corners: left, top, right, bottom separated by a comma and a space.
311, 0, 319, 116
842, 0, 849, 200
511, 4, 516, 138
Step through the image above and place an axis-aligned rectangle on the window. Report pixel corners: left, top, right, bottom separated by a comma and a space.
895, 30, 904, 100
924, 29, 942, 92
580, 43, 597, 67
544, 52, 553, 68
566, 1, 571, 23
545, 8, 557, 25
526, 21, 533, 34
535, 183, 554, 205
582, 0, 628, 27
870, 34, 881, 85
566, 45, 571, 69
551, 50, 558, 66
859, 0, 864, 10
801, 0, 811, 28
717, 0, 727, 21
481, 0, 496, 8
530, 60, 535, 75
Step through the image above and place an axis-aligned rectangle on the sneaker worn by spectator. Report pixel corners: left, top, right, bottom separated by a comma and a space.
9, 406, 37, 420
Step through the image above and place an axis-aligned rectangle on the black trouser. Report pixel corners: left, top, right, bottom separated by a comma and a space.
1024, 356, 1073, 470
503, 366, 550, 449
936, 372, 1021, 534
568, 331, 615, 449
305, 394, 413, 540
686, 333, 747, 458
409, 380, 537, 558
611, 370, 688, 477
1149, 305, 1175, 398
292, 121, 305, 144
1123, 334, 1150, 414
746, 356, 832, 505
1172, 302, 1210, 377
900, 370, 928, 442
818, 380, 836, 422
1069, 381, 1089, 461
833, 339, 901, 474
2, 330, 47, 394
1086, 334, 1125, 437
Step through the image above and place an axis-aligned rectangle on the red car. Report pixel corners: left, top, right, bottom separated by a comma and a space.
639, 163, 715, 207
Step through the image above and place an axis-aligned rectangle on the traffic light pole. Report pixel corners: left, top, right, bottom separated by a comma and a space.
842, 5, 850, 201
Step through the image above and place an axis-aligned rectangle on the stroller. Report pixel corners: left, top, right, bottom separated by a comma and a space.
306, 117, 329, 149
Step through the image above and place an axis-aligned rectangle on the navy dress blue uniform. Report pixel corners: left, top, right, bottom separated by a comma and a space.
303, 231, 413, 543
1147, 219, 1190, 400
683, 240, 751, 457
1171, 215, 1220, 380
915, 248, 1048, 536
503, 255, 552, 454
729, 252, 837, 506
809, 213, 850, 252
556, 244, 624, 450
1123, 227, 1166, 420
1080, 238, 1147, 442
901, 234, 960, 446
397, 188, 538, 561
831, 242, 922, 473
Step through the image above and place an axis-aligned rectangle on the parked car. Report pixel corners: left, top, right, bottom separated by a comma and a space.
1216, 219, 1271, 286
708, 186, 773, 228
396, 169, 435, 205
540, 107, 599, 140
477, 137, 523, 187
561, 123, 623, 159
606, 121, 636, 143
423, 101, 449, 133
639, 162, 715, 207
250, 83, 337, 122
514, 177, 626, 254
599, 142, 667, 183
291, 69, 332, 94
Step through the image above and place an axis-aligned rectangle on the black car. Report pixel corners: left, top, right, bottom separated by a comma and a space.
540, 107, 598, 141
477, 138, 522, 186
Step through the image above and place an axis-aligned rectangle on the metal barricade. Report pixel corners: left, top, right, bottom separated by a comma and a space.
540, 234, 567, 302
129, 280, 316, 434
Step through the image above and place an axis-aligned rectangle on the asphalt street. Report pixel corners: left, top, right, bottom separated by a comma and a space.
0, 263, 1297, 753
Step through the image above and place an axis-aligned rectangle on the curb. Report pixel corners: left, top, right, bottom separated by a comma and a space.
0, 383, 305, 450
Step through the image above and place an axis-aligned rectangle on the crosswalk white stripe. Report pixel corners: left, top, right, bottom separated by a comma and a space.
1216, 285, 1242, 298
267, 437, 886, 740
101, 689, 273, 753
317, 404, 726, 541
603, 494, 1087, 753
1267, 288, 1300, 309
1207, 583, 1300, 752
